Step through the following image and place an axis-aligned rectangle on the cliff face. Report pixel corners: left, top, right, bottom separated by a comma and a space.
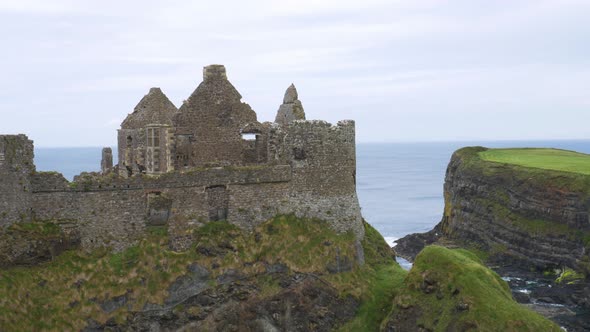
438, 147, 590, 273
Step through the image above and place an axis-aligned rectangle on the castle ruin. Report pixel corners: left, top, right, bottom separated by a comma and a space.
0, 65, 363, 252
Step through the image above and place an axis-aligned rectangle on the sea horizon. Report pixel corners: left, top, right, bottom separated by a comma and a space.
34, 139, 590, 241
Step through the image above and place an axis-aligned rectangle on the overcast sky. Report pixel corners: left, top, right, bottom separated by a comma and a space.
0, 0, 589, 147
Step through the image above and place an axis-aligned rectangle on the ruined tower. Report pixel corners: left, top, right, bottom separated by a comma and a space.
0, 135, 34, 226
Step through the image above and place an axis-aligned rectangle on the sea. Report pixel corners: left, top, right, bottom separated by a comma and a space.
35, 140, 590, 247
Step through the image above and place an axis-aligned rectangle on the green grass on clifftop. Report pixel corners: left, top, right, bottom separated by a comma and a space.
479, 148, 590, 175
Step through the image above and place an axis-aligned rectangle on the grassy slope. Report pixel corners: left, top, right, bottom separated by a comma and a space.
390, 246, 561, 332
479, 148, 590, 175
0, 216, 405, 331
0, 216, 561, 331
336, 222, 406, 332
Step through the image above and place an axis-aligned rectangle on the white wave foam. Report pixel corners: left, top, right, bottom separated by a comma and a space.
383, 237, 398, 247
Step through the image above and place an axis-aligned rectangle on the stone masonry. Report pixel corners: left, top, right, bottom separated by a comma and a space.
0, 65, 364, 253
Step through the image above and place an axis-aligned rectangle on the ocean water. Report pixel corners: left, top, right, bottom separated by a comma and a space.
35, 140, 590, 241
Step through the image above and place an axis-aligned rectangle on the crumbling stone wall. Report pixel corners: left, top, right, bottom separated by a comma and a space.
0, 135, 34, 227
173, 65, 260, 168
29, 165, 292, 250
32, 190, 146, 250
101, 148, 113, 174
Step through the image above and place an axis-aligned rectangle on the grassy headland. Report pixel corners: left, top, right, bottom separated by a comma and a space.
479, 148, 590, 175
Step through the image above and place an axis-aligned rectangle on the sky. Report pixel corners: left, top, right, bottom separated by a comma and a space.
0, 0, 589, 147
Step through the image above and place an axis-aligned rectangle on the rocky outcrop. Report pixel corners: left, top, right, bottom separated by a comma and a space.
0, 221, 80, 267
90, 270, 358, 332
394, 222, 442, 261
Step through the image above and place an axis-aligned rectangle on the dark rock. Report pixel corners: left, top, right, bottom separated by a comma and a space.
456, 302, 469, 311
512, 291, 531, 303
265, 262, 288, 274
118, 271, 357, 332
216, 269, 244, 284
165, 263, 210, 306
82, 319, 102, 332
100, 294, 127, 313
395, 223, 442, 261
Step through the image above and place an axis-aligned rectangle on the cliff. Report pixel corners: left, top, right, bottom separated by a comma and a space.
398, 147, 590, 272
396, 146, 590, 330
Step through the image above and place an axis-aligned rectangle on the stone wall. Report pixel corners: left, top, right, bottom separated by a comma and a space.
29, 165, 293, 250
32, 190, 146, 250
283, 120, 363, 239
0, 135, 34, 227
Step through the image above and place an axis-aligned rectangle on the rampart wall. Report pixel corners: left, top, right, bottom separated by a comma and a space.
1, 120, 363, 252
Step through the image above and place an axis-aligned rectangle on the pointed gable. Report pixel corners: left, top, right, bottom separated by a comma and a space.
174, 65, 257, 129
121, 87, 178, 129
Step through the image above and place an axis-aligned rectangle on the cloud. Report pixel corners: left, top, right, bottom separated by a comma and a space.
0, 0, 589, 145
